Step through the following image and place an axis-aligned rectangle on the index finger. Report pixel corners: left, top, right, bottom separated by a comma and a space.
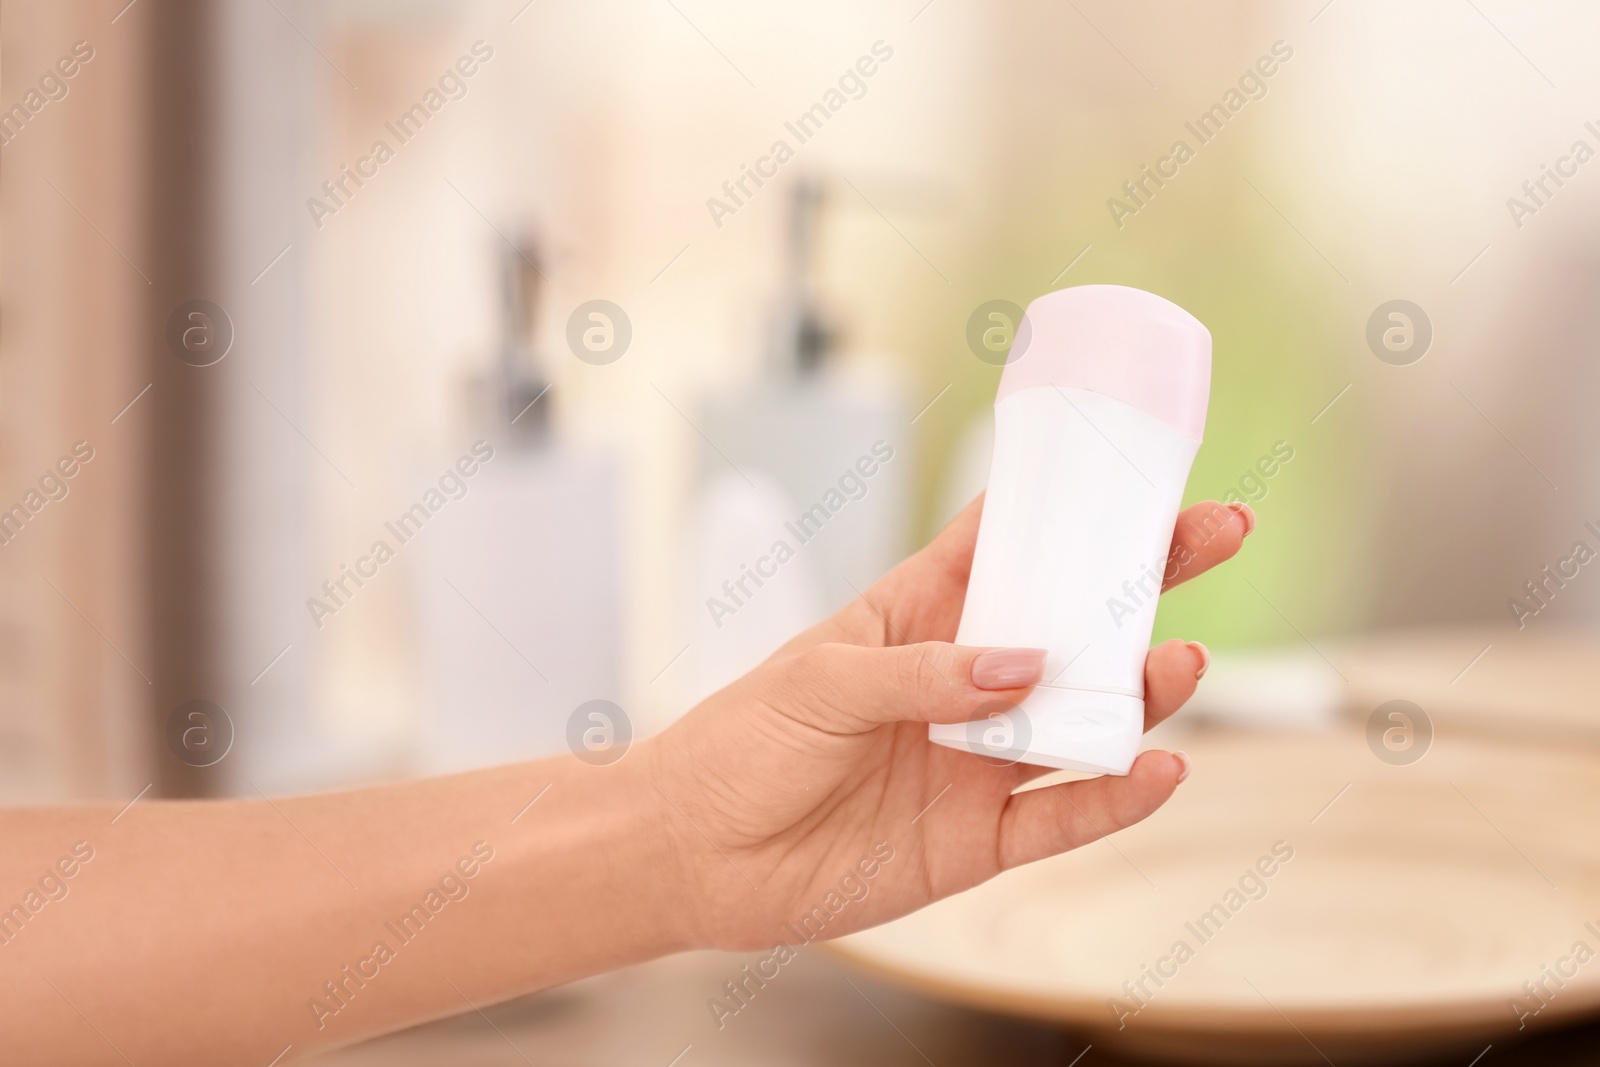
1162, 500, 1254, 591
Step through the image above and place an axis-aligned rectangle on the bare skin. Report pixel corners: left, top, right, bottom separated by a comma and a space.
0, 495, 1249, 1065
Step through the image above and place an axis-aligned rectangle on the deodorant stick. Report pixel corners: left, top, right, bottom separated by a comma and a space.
929, 284, 1211, 775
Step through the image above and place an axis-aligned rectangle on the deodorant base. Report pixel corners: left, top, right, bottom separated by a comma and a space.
928, 686, 1144, 776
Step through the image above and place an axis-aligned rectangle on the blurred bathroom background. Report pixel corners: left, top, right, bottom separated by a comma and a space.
4, 0, 1599, 804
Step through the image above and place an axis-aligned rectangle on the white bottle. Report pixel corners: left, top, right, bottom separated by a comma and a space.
929, 285, 1211, 775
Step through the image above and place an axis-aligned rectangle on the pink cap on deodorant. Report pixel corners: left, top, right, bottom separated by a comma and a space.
997, 284, 1211, 441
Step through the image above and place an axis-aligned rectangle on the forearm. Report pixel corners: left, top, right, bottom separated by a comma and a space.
0, 752, 687, 1065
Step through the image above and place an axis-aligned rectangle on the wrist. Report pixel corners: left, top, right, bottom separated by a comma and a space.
442, 746, 704, 998
629, 728, 780, 953
613, 737, 709, 954
530, 744, 702, 964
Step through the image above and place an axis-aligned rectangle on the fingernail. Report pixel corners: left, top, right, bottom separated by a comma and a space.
1226, 501, 1257, 536
971, 647, 1047, 690
1186, 641, 1210, 679
1174, 751, 1192, 784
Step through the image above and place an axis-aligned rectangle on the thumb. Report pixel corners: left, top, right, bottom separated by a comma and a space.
778, 641, 1047, 732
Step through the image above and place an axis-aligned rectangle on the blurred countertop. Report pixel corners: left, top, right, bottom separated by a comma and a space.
308, 948, 1600, 1066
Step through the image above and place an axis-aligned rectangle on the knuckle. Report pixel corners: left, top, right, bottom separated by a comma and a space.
892, 646, 925, 691
787, 644, 836, 686
771, 645, 845, 719
895, 643, 945, 692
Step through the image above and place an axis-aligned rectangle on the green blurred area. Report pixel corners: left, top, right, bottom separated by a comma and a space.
907, 170, 1372, 651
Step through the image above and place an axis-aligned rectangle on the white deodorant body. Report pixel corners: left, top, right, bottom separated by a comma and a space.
929, 285, 1212, 775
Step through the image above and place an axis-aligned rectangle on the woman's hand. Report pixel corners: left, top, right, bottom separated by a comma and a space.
0, 494, 1249, 1067
640, 495, 1253, 952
